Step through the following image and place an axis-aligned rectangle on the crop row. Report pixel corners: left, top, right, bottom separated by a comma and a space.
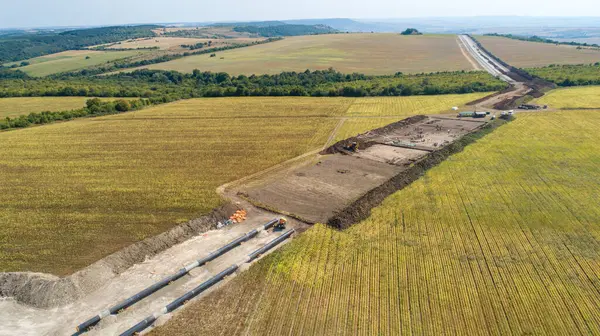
153, 110, 600, 335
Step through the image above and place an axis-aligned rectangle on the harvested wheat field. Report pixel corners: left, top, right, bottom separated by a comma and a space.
91, 36, 263, 51
0, 97, 95, 118
152, 110, 600, 336
9, 49, 148, 77
477, 35, 600, 68
334, 93, 489, 141
137, 34, 475, 75
0, 93, 488, 275
0, 98, 341, 275
535, 86, 600, 109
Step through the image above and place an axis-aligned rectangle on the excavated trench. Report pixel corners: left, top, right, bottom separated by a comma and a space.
327, 119, 510, 229
0, 203, 239, 309
242, 114, 511, 230
0, 112, 511, 336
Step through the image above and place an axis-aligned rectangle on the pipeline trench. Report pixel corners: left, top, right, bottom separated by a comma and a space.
0, 212, 302, 336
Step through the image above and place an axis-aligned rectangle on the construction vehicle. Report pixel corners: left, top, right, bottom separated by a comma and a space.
518, 104, 541, 110
274, 217, 287, 231
343, 141, 358, 152
500, 111, 514, 120
458, 111, 489, 118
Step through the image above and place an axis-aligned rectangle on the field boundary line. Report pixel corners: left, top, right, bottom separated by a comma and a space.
323, 117, 347, 150
216, 148, 322, 198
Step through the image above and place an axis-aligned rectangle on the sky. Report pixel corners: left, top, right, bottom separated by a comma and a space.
1, 0, 600, 29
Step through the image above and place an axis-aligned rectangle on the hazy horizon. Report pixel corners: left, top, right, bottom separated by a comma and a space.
1, 0, 600, 29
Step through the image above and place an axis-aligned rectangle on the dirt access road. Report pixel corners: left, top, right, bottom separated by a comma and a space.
458, 35, 540, 111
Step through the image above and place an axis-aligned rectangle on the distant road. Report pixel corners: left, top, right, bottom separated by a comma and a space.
458, 35, 516, 84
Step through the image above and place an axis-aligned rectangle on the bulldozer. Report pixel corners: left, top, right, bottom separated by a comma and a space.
342, 141, 358, 153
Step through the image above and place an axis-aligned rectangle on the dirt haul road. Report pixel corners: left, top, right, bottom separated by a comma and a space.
0, 209, 306, 336
458, 34, 537, 110
458, 35, 515, 84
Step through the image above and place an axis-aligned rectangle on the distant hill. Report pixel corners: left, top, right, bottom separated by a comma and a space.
282, 18, 384, 32
210, 21, 286, 28
233, 24, 337, 37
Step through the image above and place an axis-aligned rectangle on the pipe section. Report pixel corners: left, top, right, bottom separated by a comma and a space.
119, 229, 295, 336
74, 218, 279, 334
119, 266, 239, 336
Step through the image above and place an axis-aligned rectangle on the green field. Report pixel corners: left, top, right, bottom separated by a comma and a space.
9, 50, 146, 77
152, 110, 600, 336
535, 86, 600, 109
0, 93, 487, 275
135, 34, 476, 75
0, 97, 96, 118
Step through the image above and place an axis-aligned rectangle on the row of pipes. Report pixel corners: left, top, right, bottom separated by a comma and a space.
73, 218, 292, 335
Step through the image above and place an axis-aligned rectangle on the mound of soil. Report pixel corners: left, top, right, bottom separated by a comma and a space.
0, 203, 239, 308
328, 119, 509, 229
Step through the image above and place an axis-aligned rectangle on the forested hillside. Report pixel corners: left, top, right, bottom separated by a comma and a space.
0, 25, 159, 62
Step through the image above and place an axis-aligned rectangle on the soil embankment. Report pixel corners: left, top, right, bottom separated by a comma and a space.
328, 119, 509, 228
0, 203, 239, 309
240, 114, 503, 228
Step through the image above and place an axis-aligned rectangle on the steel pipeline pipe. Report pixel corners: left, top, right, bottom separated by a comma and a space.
74, 218, 279, 334
119, 228, 295, 336
119, 265, 239, 336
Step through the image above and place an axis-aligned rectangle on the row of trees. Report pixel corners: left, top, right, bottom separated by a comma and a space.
485, 33, 600, 48
0, 98, 153, 130
1, 68, 506, 100
527, 63, 600, 86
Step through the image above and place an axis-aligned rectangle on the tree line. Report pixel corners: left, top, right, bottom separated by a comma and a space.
485, 33, 600, 48
1, 68, 506, 100
527, 63, 600, 86
0, 98, 154, 130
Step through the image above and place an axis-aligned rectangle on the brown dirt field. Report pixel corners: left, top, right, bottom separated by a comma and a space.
477, 35, 600, 67
241, 116, 486, 224
243, 155, 403, 223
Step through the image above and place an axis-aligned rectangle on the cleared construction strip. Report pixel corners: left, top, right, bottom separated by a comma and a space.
120, 229, 295, 336
73, 218, 280, 335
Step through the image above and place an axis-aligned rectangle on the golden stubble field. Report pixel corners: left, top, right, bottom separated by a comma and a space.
0, 97, 94, 118
0, 94, 488, 275
136, 34, 476, 75
535, 86, 600, 109
477, 35, 600, 68
152, 110, 600, 336
7, 50, 148, 77
91, 36, 264, 51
